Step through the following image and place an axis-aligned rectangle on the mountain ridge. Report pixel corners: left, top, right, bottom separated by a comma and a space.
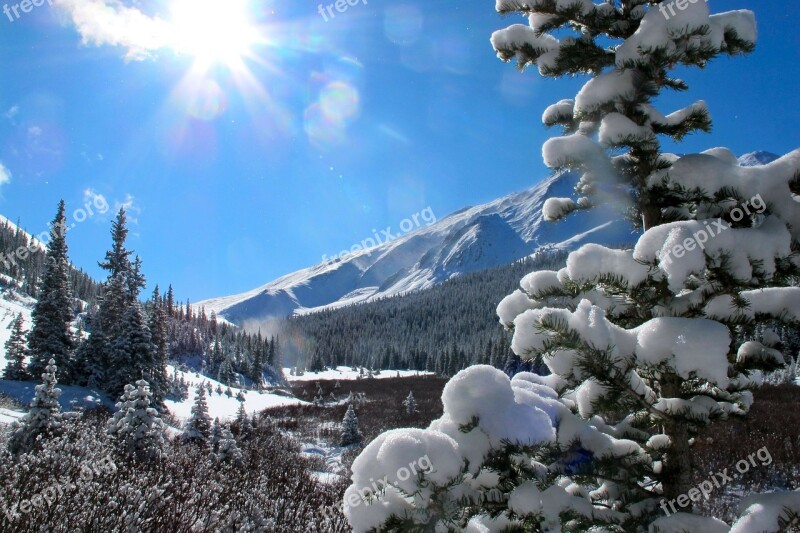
197, 150, 780, 325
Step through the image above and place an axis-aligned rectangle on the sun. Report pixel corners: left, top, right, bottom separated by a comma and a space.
170, 0, 259, 68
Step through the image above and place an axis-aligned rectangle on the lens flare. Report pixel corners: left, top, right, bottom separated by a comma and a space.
184, 79, 228, 121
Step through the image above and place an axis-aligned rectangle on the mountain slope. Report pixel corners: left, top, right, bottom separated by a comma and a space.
197, 151, 781, 325
199, 171, 634, 323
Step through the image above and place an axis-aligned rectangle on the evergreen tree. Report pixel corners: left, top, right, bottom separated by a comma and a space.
402, 391, 417, 415
209, 337, 223, 374
250, 336, 264, 390
487, 1, 786, 524
166, 284, 175, 317
107, 379, 166, 461
27, 201, 75, 381
80, 208, 163, 397
212, 420, 243, 464
3, 313, 30, 380
147, 287, 170, 408
8, 359, 62, 454
74, 321, 109, 389
340, 404, 362, 447
210, 417, 223, 448
182, 386, 212, 444
345, 3, 800, 531
235, 403, 251, 436
96, 208, 135, 340
108, 302, 156, 400
217, 356, 235, 386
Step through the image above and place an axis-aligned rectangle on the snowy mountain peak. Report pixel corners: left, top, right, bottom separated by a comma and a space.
738, 150, 781, 167
197, 172, 635, 323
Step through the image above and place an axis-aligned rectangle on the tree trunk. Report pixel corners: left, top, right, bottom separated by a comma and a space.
660, 379, 694, 506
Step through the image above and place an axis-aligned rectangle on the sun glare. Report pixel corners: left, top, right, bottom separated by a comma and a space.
171, 0, 259, 67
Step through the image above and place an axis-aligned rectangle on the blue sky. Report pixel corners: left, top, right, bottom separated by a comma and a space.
0, 0, 797, 302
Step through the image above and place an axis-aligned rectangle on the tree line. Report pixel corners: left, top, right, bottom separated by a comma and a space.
2, 202, 285, 410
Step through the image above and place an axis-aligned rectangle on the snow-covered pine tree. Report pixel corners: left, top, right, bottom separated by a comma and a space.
344, 2, 800, 531
8, 359, 62, 454
182, 385, 213, 444
217, 356, 235, 386
108, 302, 156, 402
106, 379, 166, 460
210, 420, 243, 464
97, 208, 135, 340
74, 324, 109, 389
402, 391, 417, 415
250, 331, 264, 390
340, 404, 362, 447
216, 424, 243, 464
147, 286, 170, 408
235, 403, 251, 436
489, 0, 799, 527
210, 417, 223, 449
313, 392, 324, 407
27, 201, 75, 382
165, 284, 175, 317
79, 208, 155, 395
3, 313, 30, 380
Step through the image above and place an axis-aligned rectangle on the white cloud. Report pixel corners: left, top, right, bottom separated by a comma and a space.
83, 188, 110, 217
0, 162, 11, 188
54, 0, 174, 61
5, 105, 19, 122
114, 193, 141, 224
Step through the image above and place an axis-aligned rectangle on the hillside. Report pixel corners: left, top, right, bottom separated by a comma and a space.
197, 151, 781, 330
197, 171, 636, 324
279, 249, 572, 374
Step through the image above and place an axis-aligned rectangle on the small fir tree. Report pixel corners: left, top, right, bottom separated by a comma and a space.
402, 391, 417, 415
106, 379, 166, 460
340, 404, 362, 447
3, 313, 30, 380
8, 359, 62, 454
182, 385, 213, 444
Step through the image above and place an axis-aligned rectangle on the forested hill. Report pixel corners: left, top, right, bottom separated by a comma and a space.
280, 249, 575, 375
0, 215, 100, 304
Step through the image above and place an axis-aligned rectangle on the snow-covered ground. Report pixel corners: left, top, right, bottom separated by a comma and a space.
285, 366, 431, 382
165, 366, 304, 422
0, 282, 305, 425
0, 407, 23, 425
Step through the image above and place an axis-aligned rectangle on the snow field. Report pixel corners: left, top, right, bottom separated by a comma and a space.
285, 366, 431, 382
164, 366, 304, 422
